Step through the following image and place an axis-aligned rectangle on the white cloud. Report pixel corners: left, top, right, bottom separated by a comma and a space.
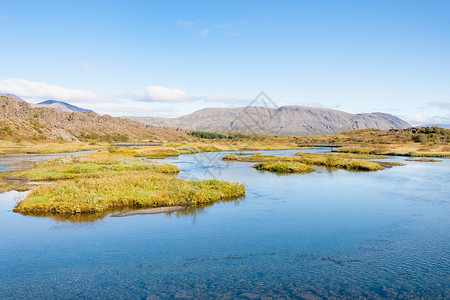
86, 102, 159, 116
0, 78, 106, 103
129, 86, 193, 103
428, 101, 450, 110
78, 62, 91, 70
402, 114, 450, 125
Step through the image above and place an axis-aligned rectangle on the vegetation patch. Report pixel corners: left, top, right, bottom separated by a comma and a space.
13, 152, 179, 181
13, 173, 245, 214
176, 146, 200, 154
253, 162, 315, 173
224, 153, 386, 171
0, 176, 35, 193
110, 146, 181, 158
326, 152, 389, 159
405, 158, 443, 162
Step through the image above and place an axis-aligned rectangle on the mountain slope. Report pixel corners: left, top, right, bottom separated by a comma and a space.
34, 100, 96, 114
0, 96, 186, 142
127, 106, 411, 136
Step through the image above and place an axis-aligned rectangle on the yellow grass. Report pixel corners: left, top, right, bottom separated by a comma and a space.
13, 172, 245, 214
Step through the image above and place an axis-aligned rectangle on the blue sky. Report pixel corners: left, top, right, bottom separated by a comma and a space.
0, 0, 449, 124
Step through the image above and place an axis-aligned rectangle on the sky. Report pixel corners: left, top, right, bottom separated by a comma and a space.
0, 0, 449, 125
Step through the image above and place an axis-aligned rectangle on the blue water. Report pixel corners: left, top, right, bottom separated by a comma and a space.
0, 149, 449, 299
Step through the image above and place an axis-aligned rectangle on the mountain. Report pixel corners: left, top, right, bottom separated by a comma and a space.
127, 106, 411, 136
34, 100, 97, 114
0, 95, 186, 142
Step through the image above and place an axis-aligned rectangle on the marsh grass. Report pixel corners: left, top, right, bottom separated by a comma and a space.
13, 152, 179, 181
110, 147, 182, 158
0, 176, 34, 193
13, 172, 245, 214
176, 146, 200, 154
0, 141, 108, 154
224, 153, 386, 171
336, 145, 450, 158
254, 162, 315, 173
326, 152, 390, 159
405, 158, 443, 162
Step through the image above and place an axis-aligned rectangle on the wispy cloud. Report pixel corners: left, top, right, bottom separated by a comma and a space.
177, 20, 195, 27
0, 78, 107, 103
177, 19, 246, 37
78, 62, 91, 70
128, 86, 194, 103
428, 101, 450, 110
205, 95, 248, 104
200, 28, 210, 36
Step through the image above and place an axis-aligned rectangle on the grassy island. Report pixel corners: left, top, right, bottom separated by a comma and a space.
405, 158, 443, 162
224, 153, 387, 172
10, 151, 245, 215
254, 162, 315, 173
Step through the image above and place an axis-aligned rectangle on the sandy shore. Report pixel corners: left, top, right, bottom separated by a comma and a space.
110, 206, 186, 217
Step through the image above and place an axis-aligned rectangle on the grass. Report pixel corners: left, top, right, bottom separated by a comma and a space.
13, 172, 245, 214
254, 162, 315, 173
0, 177, 35, 193
326, 152, 390, 159
176, 146, 200, 154
13, 152, 179, 181
405, 158, 443, 162
224, 153, 386, 171
0, 141, 108, 154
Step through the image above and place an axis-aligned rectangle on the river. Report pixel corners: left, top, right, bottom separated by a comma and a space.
0, 149, 449, 299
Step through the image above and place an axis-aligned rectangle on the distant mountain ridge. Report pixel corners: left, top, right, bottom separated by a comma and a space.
0, 93, 25, 102
34, 100, 97, 114
0, 93, 97, 114
127, 106, 411, 136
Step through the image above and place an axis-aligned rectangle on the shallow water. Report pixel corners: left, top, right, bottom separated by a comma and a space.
0, 149, 449, 299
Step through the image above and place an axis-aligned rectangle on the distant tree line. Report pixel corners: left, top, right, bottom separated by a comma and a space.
189, 131, 250, 140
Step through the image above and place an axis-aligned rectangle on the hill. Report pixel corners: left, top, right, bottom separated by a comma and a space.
0, 96, 186, 142
34, 100, 97, 114
127, 106, 410, 136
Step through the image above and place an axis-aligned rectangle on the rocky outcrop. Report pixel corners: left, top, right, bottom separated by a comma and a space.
0, 96, 186, 141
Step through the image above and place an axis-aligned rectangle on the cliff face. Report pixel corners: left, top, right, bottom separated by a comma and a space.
0, 96, 186, 141
127, 106, 411, 136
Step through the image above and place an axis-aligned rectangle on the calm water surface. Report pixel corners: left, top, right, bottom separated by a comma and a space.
0, 149, 449, 299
